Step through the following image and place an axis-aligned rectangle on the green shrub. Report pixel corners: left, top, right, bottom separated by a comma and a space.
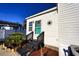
5, 32, 24, 47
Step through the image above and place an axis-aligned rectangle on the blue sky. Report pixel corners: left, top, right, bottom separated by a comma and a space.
0, 3, 57, 24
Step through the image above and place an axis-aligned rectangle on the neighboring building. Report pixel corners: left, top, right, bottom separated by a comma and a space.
0, 20, 21, 30
26, 7, 58, 48
0, 20, 22, 41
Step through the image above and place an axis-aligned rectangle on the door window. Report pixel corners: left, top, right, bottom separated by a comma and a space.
35, 20, 41, 34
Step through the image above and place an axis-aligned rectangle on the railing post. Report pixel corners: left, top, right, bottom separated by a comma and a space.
40, 45, 43, 56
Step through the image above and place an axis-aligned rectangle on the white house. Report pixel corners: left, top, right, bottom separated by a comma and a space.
26, 7, 59, 50
26, 3, 79, 56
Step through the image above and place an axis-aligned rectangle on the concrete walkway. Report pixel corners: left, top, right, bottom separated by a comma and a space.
0, 45, 20, 56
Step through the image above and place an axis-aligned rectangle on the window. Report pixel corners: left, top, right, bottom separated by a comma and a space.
29, 22, 33, 31
35, 20, 41, 34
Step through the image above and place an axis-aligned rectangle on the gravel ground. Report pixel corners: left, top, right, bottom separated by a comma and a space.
0, 45, 20, 56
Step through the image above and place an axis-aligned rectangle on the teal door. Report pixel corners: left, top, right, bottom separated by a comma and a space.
35, 20, 41, 34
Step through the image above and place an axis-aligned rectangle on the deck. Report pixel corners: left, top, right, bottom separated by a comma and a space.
30, 47, 59, 56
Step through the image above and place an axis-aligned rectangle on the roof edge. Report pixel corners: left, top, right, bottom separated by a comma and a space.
25, 6, 57, 20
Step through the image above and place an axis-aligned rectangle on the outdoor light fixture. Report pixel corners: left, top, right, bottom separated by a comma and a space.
47, 21, 52, 25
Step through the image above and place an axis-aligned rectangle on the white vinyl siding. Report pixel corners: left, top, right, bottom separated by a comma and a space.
58, 3, 79, 45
